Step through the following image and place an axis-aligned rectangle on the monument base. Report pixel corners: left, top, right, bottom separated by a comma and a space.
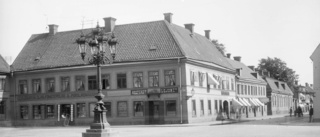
82, 128, 119, 137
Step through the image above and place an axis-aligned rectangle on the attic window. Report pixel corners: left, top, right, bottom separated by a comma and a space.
149, 45, 157, 51
281, 83, 285, 89
34, 56, 41, 62
236, 68, 241, 76
275, 82, 279, 88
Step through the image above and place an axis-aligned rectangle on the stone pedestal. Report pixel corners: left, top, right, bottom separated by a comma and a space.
82, 128, 119, 137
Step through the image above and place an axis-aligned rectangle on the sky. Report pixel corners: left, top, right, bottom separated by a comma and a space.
0, 0, 319, 85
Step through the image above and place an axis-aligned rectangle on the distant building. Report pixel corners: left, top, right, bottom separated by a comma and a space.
226, 54, 268, 119
310, 43, 320, 121
263, 76, 294, 115
7, 13, 238, 126
0, 54, 11, 126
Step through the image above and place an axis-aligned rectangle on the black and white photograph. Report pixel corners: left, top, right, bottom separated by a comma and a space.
0, 0, 320, 137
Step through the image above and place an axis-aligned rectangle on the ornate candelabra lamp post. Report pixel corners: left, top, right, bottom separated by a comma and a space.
76, 23, 118, 137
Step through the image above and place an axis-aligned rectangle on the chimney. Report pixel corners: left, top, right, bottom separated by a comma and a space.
305, 83, 309, 87
233, 56, 241, 62
310, 84, 313, 87
248, 66, 255, 71
184, 23, 194, 34
48, 24, 58, 35
103, 17, 117, 33
164, 13, 173, 23
204, 30, 210, 39
226, 53, 231, 59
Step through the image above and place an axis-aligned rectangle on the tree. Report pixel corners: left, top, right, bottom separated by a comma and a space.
257, 57, 299, 88
212, 39, 226, 56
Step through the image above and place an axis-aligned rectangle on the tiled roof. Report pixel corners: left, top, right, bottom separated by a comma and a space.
264, 77, 293, 95
0, 55, 10, 73
12, 20, 233, 71
305, 86, 315, 94
226, 58, 266, 84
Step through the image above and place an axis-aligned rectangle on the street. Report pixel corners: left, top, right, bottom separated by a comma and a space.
1, 115, 319, 137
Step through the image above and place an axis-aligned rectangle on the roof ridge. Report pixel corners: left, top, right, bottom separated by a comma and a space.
163, 20, 186, 57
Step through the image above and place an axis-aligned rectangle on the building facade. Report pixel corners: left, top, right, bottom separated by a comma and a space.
264, 77, 294, 115
8, 13, 238, 126
0, 55, 11, 126
310, 43, 320, 121
226, 55, 268, 119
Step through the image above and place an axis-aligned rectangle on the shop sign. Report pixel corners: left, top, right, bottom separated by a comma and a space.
221, 91, 229, 96
131, 89, 147, 95
160, 87, 178, 94
148, 89, 161, 94
17, 92, 97, 101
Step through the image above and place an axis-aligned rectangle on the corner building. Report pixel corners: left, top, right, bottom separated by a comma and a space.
0, 55, 11, 126
9, 13, 236, 126
310, 43, 320, 121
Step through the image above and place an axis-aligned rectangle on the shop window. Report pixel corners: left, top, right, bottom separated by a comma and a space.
192, 100, 196, 117
117, 101, 128, 117
117, 73, 127, 89
19, 80, 28, 94
20, 105, 29, 119
75, 76, 85, 91
61, 77, 70, 92
102, 74, 110, 89
32, 79, 41, 93
166, 100, 176, 116
133, 101, 144, 117
148, 71, 159, 87
88, 75, 97, 90
165, 70, 176, 86
77, 103, 86, 118
46, 78, 55, 93
133, 72, 143, 88
46, 105, 55, 118
89, 103, 95, 117
104, 102, 112, 117
33, 105, 42, 119
0, 101, 5, 119
198, 72, 204, 87
0, 78, 4, 90
200, 100, 204, 116
208, 100, 212, 115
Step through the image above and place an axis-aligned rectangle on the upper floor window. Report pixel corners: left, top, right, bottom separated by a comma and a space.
46, 78, 55, 93
231, 78, 234, 91
190, 71, 198, 86
148, 71, 159, 87
0, 78, 5, 90
32, 79, 41, 93
133, 72, 143, 88
88, 75, 97, 90
198, 72, 205, 87
117, 73, 127, 89
102, 74, 110, 89
226, 77, 230, 90
165, 70, 176, 86
19, 80, 28, 94
75, 76, 85, 91
61, 77, 70, 92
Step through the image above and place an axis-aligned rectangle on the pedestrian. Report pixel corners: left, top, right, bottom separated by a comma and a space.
289, 107, 292, 117
309, 106, 314, 122
297, 106, 302, 117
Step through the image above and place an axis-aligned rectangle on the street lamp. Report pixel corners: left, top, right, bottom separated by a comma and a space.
76, 23, 118, 136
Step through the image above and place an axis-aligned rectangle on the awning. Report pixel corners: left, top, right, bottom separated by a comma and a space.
249, 98, 260, 106
0, 75, 6, 79
239, 98, 251, 106
207, 73, 219, 85
254, 98, 265, 106
232, 98, 244, 107
243, 98, 253, 106
259, 97, 269, 103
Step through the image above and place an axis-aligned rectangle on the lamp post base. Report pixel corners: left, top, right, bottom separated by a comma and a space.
82, 128, 119, 137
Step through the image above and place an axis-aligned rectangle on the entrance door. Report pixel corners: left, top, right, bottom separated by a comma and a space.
146, 101, 164, 124
60, 104, 74, 125
223, 101, 229, 119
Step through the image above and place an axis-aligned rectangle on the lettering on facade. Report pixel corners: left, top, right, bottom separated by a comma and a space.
160, 87, 178, 94
221, 91, 229, 96
17, 92, 97, 101
131, 89, 147, 95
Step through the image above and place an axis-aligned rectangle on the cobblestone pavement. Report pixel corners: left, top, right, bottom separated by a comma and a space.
1, 114, 319, 137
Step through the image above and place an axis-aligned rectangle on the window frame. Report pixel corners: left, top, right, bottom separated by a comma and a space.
148, 71, 159, 87
164, 70, 176, 87
46, 105, 55, 119
32, 79, 41, 94
165, 100, 176, 116
20, 105, 29, 120
18, 80, 28, 94
133, 72, 143, 88
46, 78, 55, 93
88, 75, 97, 90
76, 103, 86, 118
102, 74, 111, 90
61, 76, 70, 92
192, 99, 196, 117
75, 75, 85, 91
117, 73, 127, 89
133, 101, 144, 117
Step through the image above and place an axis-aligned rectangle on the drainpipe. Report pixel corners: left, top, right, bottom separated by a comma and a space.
178, 58, 183, 123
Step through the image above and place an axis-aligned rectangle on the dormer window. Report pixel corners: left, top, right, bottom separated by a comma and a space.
281, 83, 286, 89
275, 82, 279, 88
236, 68, 241, 76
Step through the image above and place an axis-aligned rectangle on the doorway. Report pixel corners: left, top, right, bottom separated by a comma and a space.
223, 101, 229, 119
60, 104, 74, 125
145, 101, 164, 124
